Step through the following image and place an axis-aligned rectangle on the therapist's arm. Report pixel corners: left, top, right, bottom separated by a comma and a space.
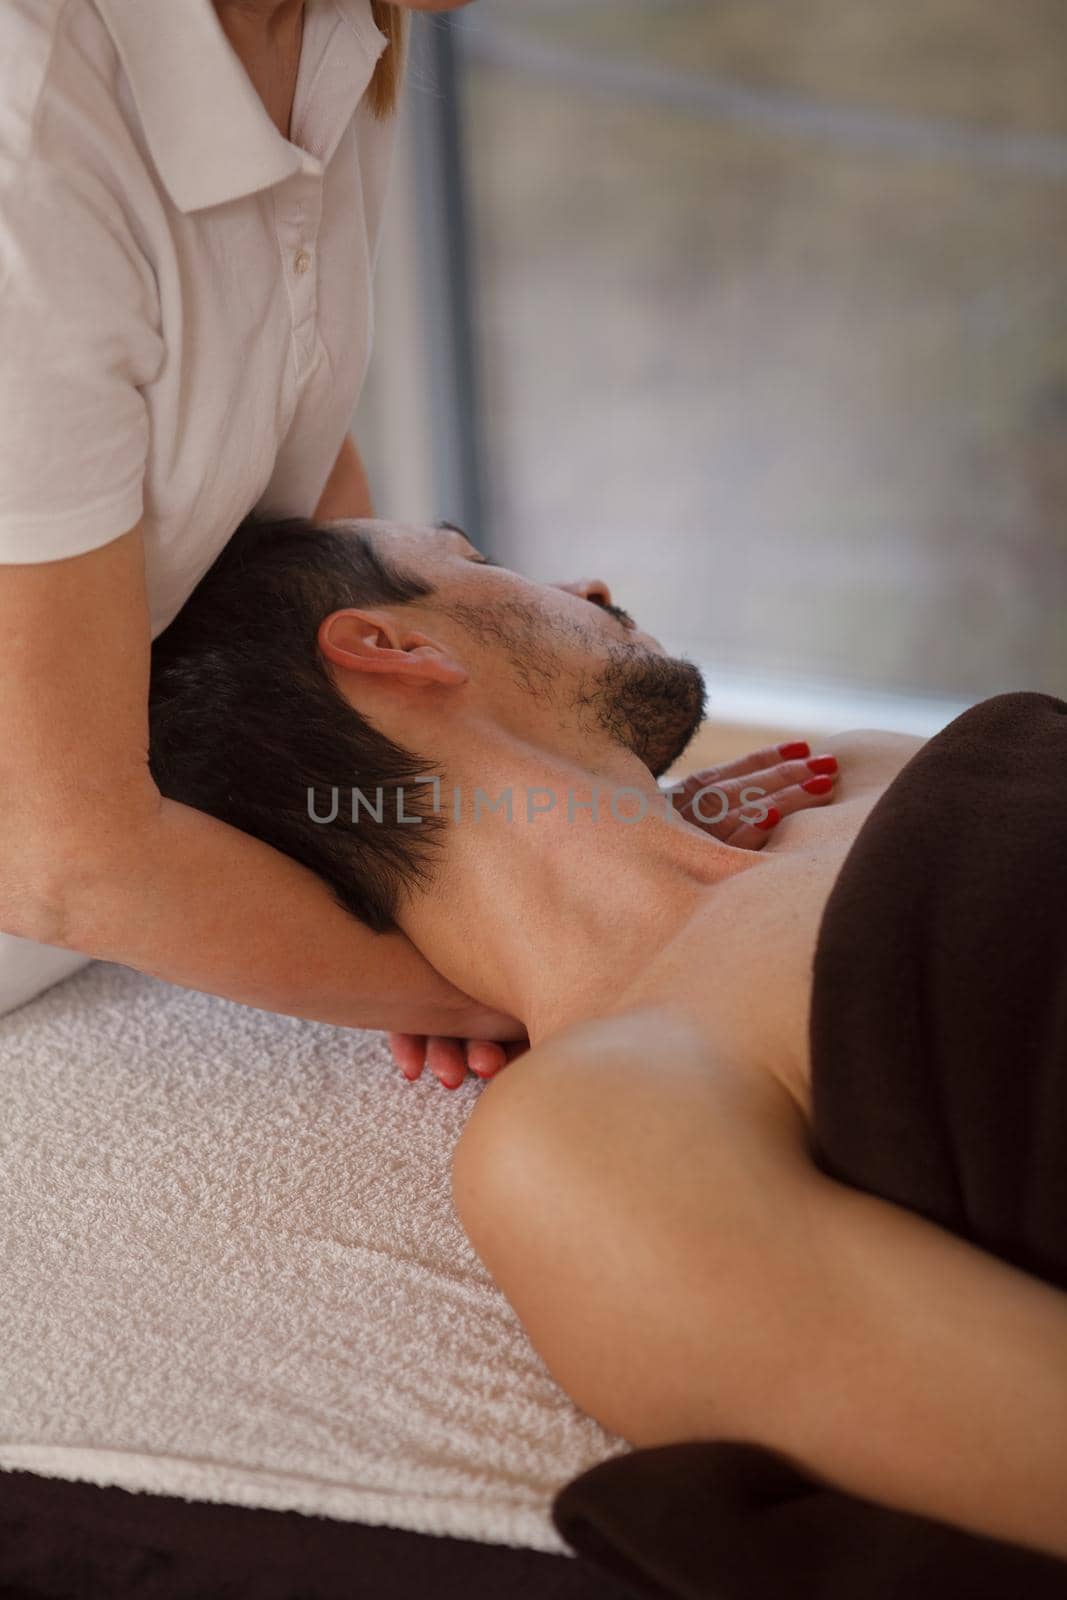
313, 432, 375, 521
0, 521, 517, 1037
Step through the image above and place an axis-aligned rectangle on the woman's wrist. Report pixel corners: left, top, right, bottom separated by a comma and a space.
449, 1003, 526, 1044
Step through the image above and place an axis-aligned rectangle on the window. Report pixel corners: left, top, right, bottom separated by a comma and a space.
357, 1, 1067, 731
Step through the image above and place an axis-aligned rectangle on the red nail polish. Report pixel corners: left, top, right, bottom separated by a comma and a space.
754, 806, 781, 831
443, 1078, 463, 1090
802, 775, 834, 795
807, 756, 838, 775
779, 741, 809, 760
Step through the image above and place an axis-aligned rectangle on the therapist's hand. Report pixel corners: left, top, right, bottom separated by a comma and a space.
388, 1032, 529, 1090
667, 740, 839, 850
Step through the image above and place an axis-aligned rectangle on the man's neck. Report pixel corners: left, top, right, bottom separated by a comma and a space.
397, 730, 753, 1045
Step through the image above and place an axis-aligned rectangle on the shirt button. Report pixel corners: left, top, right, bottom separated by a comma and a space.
294, 248, 312, 275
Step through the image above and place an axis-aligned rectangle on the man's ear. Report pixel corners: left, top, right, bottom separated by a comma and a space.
317, 609, 468, 688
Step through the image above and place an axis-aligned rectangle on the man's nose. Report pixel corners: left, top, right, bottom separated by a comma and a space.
552, 578, 613, 606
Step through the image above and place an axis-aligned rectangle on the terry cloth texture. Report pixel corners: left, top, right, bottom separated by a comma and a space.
0, 960, 629, 1563
553, 691, 1067, 1599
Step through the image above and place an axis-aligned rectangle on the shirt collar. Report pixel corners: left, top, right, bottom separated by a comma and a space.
93, 0, 387, 214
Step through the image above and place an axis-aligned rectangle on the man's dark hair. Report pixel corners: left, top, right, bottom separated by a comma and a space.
148, 515, 445, 933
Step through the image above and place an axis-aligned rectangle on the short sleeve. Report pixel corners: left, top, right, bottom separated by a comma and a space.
0, 156, 163, 563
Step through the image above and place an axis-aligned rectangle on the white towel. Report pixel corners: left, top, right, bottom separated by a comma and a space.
0, 961, 628, 1552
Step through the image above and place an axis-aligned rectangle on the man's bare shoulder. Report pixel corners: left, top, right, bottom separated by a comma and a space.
511, 1004, 810, 1155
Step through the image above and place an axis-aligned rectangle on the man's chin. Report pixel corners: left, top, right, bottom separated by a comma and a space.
646, 679, 705, 776
588, 649, 707, 778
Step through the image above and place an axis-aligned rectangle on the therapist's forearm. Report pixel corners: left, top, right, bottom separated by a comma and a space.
313, 432, 374, 521
55, 797, 514, 1036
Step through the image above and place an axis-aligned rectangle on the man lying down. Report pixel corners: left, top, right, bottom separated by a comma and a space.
148, 514, 1067, 1579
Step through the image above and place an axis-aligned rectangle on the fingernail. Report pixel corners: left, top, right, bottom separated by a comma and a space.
754, 806, 781, 831
807, 755, 837, 775
779, 741, 809, 760
443, 1077, 463, 1091
802, 775, 834, 795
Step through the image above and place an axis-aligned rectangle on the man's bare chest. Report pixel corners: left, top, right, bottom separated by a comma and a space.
609, 731, 924, 1114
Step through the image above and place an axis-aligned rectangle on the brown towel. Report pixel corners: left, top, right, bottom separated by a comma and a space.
553, 691, 1067, 1599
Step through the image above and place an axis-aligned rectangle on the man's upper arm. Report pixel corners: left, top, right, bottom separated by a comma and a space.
452, 1006, 821, 1433
767, 1164, 1067, 1558
456, 1013, 1067, 1557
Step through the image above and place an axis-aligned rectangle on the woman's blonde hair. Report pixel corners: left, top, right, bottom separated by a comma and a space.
367, 4, 409, 120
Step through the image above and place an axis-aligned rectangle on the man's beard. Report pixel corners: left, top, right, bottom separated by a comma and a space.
447, 596, 707, 777
574, 645, 707, 777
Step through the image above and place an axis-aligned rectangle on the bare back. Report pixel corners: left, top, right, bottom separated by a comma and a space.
608, 729, 925, 1117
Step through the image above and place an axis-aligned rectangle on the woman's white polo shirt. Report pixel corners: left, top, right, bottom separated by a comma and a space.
0, 0, 396, 636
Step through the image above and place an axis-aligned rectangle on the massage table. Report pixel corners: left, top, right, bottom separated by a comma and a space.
0, 958, 631, 1597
